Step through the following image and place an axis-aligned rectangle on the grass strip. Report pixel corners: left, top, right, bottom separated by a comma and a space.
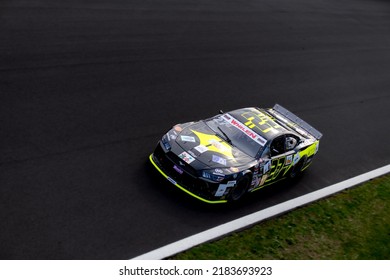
172, 175, 390, 259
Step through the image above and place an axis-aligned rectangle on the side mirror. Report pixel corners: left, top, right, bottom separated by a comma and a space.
219, 110, 224, 114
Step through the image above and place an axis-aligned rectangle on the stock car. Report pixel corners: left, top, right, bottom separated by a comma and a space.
149, 104, 322, 203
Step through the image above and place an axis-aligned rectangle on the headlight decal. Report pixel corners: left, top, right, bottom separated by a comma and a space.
161, 134, 172, 150
202, 171, 225, 182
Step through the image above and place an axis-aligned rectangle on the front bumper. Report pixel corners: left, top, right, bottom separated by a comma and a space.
149, 152, 228, 204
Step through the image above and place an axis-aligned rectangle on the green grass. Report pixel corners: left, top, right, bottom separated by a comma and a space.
172, 175, 390, 260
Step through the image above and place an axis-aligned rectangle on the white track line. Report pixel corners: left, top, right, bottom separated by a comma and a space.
132, 164, 390, 260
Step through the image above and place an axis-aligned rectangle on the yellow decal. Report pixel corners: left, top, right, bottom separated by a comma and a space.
298, 141, 319, 159
266, 157, 292, 182
242, 111, 282, 134
192, 130, 234, 159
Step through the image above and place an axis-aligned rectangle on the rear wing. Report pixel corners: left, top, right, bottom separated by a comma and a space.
269, 104, 323, 140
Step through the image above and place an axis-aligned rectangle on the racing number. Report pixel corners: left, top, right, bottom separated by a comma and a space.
265, 156, 293, 182
242, 112, 281, 134
267, 157, 284, 181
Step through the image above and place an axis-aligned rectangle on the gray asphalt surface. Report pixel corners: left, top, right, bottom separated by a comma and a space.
1, 0, 390, 259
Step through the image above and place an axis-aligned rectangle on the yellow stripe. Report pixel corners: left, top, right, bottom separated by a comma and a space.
149, 154, 227, 204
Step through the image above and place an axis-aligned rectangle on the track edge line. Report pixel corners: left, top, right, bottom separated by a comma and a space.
131, 164, 390, 260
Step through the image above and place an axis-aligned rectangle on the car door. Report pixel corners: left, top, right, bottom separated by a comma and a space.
267, 134, 300, 183
251, 134, 301, 190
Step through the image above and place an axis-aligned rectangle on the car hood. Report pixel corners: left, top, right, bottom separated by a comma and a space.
173, 121, 254, 169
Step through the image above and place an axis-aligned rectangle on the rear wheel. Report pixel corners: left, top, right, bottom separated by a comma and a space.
289, 157, 306, 179
229, 174, 251, 201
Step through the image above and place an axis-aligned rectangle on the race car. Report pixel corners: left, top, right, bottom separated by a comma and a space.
149, 104, 322, 203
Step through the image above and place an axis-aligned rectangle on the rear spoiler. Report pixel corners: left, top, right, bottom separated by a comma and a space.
269, 104, 323, 140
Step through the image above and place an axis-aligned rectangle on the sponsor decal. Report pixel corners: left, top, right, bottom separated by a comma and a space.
293, 153, 300, 165
209, 139, 228, 152
215, 180, 236, 197
222, 114, 267, 146
180, 135, 196, 142
192, 130, 234, 159
214, 168, 224, 174
223, 114, 232, 120
167, 177, 176, 185
215, 186, 227, 197
286, 155, 293, 165
212, 155, 227, 166
227, 180, 236, 187
263, 161, 271, 174
194, 145, 208, 154
259, 174, 268, 186
173, 165, 183, 175
178, 152, 196, 164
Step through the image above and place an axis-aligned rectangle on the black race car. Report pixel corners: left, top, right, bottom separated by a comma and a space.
150, 104, 322, 203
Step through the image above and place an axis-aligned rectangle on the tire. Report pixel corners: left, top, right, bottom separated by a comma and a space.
229, 174, 251, 202
289, 157, 306, 179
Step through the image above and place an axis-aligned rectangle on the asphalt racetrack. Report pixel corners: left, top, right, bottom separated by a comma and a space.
1, 0, 390, 259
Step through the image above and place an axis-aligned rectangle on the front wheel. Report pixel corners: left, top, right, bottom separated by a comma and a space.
229, 174, 251, 202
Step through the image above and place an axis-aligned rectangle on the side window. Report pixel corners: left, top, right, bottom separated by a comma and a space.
270, 136, 285, 156
285, 135, 299, 151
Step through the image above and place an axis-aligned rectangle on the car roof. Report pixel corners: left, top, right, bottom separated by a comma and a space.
228, 107, 290, 141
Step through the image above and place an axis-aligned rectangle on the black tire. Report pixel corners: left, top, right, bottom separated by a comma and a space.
289, 157, 306, 179
229, 174, 251, 201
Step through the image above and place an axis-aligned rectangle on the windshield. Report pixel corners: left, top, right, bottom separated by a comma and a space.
206, 114, 265, 158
